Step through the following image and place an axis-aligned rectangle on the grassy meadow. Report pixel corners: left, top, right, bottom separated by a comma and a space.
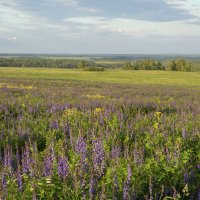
0, 67, 200, 87
0, 67, 199, 199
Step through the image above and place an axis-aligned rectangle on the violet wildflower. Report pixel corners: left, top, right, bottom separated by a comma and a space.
111, 145, 120, 159
17, 168, 23, 192
50, 120, 59, 130
2, 173, 7, 190
16, 148, 20, 165
92, 139, 105, 177
123, 165, 132, 200
62, 121, 70, 138
197, 189, 200, 200
89, 175, 96, 200
3, 147, 13, 172
43, 144, 55, 177
184, 172, 189, 184
22, 144, 31, 174
76, 136, 87, 171
57, 156, 68, 179
0, 150, 2, 164
43, 155, 54, 177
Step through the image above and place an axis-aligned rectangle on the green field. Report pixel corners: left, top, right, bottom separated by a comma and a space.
0, 67, 200, 199
0, 67, 200, 87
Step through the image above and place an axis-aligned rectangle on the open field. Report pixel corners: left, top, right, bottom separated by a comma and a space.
0, 67, 200, 87
0, 69, 199, 199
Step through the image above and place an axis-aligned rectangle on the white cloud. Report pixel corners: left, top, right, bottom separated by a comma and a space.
62, 16, 200, 39
47, 0, 78, 6
78, 7, 97, 13
166, 0, 200, 18
8, 36, 17, 41
63, 17, 106, 24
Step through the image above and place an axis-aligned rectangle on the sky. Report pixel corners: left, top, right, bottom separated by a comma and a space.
0, 0, 200, 54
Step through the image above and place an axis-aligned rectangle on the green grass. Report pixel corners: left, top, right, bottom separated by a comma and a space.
0, 67, 200, 87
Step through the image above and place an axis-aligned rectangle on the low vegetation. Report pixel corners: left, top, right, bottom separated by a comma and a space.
1, 56, 200, 71
0, 75, 199, 199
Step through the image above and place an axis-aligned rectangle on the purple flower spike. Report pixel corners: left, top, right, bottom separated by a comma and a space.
58, 156, 68, 179
22, 144, 31, 174
4, 147, 12, 171
76, 136, 87, 171
198, 189, 200, 200
43, 155, 53, 177
89, 175, 96, 199
2, 173, 7, 190
17, 168, 23, 192
50, 120, 59, 130
92, 139, 105, 177
184, 172, 189, 184
111, 145, 121, 159
123, 165, 132, 200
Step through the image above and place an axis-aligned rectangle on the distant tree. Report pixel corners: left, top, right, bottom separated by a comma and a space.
78, 60, 87, 69
166, 60, 177, 71
122, 61, 132, 69
166, 59, 192, 71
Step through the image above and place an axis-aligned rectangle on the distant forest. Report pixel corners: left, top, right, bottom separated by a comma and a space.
0, 56, 200, 71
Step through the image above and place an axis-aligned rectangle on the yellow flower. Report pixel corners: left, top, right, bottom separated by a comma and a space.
86, 94, 105, 99
94, 107, 102, 114
64, 108, 77, 116
154, 112, 162, 117
153, 122, 159, 129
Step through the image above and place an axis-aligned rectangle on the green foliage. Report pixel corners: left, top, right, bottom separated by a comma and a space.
78, 60, 87, 69
0, 74, 200, 199
166, 59, 192, 71
123, 59, 165, 70
84, 66, 105, 71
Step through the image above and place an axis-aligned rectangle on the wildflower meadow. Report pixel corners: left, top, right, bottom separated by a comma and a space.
0, 78, 199, 199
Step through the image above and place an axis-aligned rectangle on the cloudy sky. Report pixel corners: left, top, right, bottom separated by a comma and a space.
0, 0, 200, 54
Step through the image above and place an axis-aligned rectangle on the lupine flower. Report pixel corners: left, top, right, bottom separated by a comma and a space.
16, 148, 20, 164
43, 144, 55, 177
0, 150, 2, 164
123, 165, 132, 200
197, 189, 200, 200
4, 147, 13, 172
76, 136, 87, 171
22, 144, 31, 174
89, 175, 96, 199
43, 155, 53, 177
50, 120, 59, 130
92, 139, 105, 177
111, 145, 121, 159
184, 172, 189, 184
2, 173, 7, 190
17, 168, 23, 192
113, 173, 119, 200
62, 121, 70, 138
57, 156, 68, 179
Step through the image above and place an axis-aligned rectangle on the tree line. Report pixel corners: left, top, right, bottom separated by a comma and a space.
0, 57, 200, 71
122, 59, 198, 71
